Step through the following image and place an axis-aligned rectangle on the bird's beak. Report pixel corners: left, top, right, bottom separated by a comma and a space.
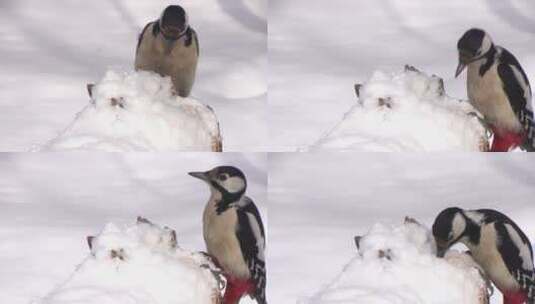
455, 52, 471, 78
188, 171, 209, 181
435, 239, 450, 258
455, 61, 467, 78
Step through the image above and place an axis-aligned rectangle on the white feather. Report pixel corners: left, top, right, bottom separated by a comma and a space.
452, 213, 467, 240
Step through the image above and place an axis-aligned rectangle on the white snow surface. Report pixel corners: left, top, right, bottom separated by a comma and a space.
0, 153, 266, 304
38, 219, 220, 304
311, 67, 487, 151
269, 153, 535, 304
309, 221, 488, 304
269, 0, 535, 151
38, 71, 221, 151
0, 0, 266, 151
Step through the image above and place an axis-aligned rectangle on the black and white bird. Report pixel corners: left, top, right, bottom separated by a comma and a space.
189, 166, 267, 304
455, 28, 534, 152
433, 207, 535, 304
135, 5, 199, 97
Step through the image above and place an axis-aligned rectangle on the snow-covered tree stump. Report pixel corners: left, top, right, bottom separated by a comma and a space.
311, 217, 490, 304
37, 217, 223, 304
311, 65, 489, 151
38, 71, 222, 152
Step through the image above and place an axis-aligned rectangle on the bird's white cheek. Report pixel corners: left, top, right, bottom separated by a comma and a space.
480, 34, 493, 55
452, 213, 467, 240
223, 177, 245, 193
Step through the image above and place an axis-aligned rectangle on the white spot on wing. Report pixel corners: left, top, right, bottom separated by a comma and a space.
247, 212, 265, 261
464, 211, 485, 224
505, 223, 533, 271
510, 64, 532, 106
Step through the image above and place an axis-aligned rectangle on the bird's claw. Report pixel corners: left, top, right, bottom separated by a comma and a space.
200, 264, 227, 290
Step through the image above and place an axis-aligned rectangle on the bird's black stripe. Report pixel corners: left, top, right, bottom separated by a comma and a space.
479, 46, 496, 76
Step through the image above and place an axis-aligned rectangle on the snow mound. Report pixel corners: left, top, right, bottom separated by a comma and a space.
36, 217, 222, 304
38, 71, 222, 152
309, 218, 489, 304
311, 66, 488, 151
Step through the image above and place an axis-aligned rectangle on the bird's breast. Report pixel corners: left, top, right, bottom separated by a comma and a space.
467, 63, 522, 133
203, 201, 250, 279
135, 29, 198, 74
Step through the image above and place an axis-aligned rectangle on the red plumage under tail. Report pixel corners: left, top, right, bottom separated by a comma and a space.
222, 276, 255, 304
503, 291, 528, 304
490, 130, 525, 152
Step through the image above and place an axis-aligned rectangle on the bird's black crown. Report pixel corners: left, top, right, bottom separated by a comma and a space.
432, 207, 462, 241
457, 28, 487, 57
161, 5, 187, 31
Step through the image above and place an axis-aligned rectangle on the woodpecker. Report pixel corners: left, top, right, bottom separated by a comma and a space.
189, 166, 267, 304
433, 207, 535, 304
455, 28, 534, 152
135, 5, 199, 97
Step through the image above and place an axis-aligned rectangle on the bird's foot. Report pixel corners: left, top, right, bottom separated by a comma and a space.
198, 252, 226, 290
467, 112, 492, 132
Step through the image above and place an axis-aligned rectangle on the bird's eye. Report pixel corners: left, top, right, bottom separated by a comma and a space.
218, 174, 227, 181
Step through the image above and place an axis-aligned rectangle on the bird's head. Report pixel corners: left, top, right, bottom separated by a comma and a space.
189, 166, 247, 199
455, 28, 494, 77
159, 5, 189, 40
432, 207, 468, 257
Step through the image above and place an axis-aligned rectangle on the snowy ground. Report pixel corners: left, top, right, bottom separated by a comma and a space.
310, 67, 487, 152
311, 221, 489, 304
0, 153, 267, 304
269, 153, 535, 303
269, 0, 535, 151
39, 71, 222, 151
39, 219, 221, 304
0, 0, 266, 151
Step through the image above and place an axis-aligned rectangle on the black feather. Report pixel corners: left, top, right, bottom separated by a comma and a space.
496, 48, 535, 150
458, 28, 486, 58
152, 20, 160, 37
478, 209, 535, 298
479, 46, 496, 76
189, 28, 200, 57
236, 197, 267, 304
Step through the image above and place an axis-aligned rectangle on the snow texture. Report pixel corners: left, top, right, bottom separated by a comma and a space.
309, 220, 489, 304
38, 71, 222, 152
37, 218, 221, 304
311, 67, 488, 152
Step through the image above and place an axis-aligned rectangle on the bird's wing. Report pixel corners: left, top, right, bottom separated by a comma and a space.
236, 197, 266, 303
136, 21, 156, 55
190, 28, 200, 57
494, 220, 535, 299
497, 48, 535, 149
